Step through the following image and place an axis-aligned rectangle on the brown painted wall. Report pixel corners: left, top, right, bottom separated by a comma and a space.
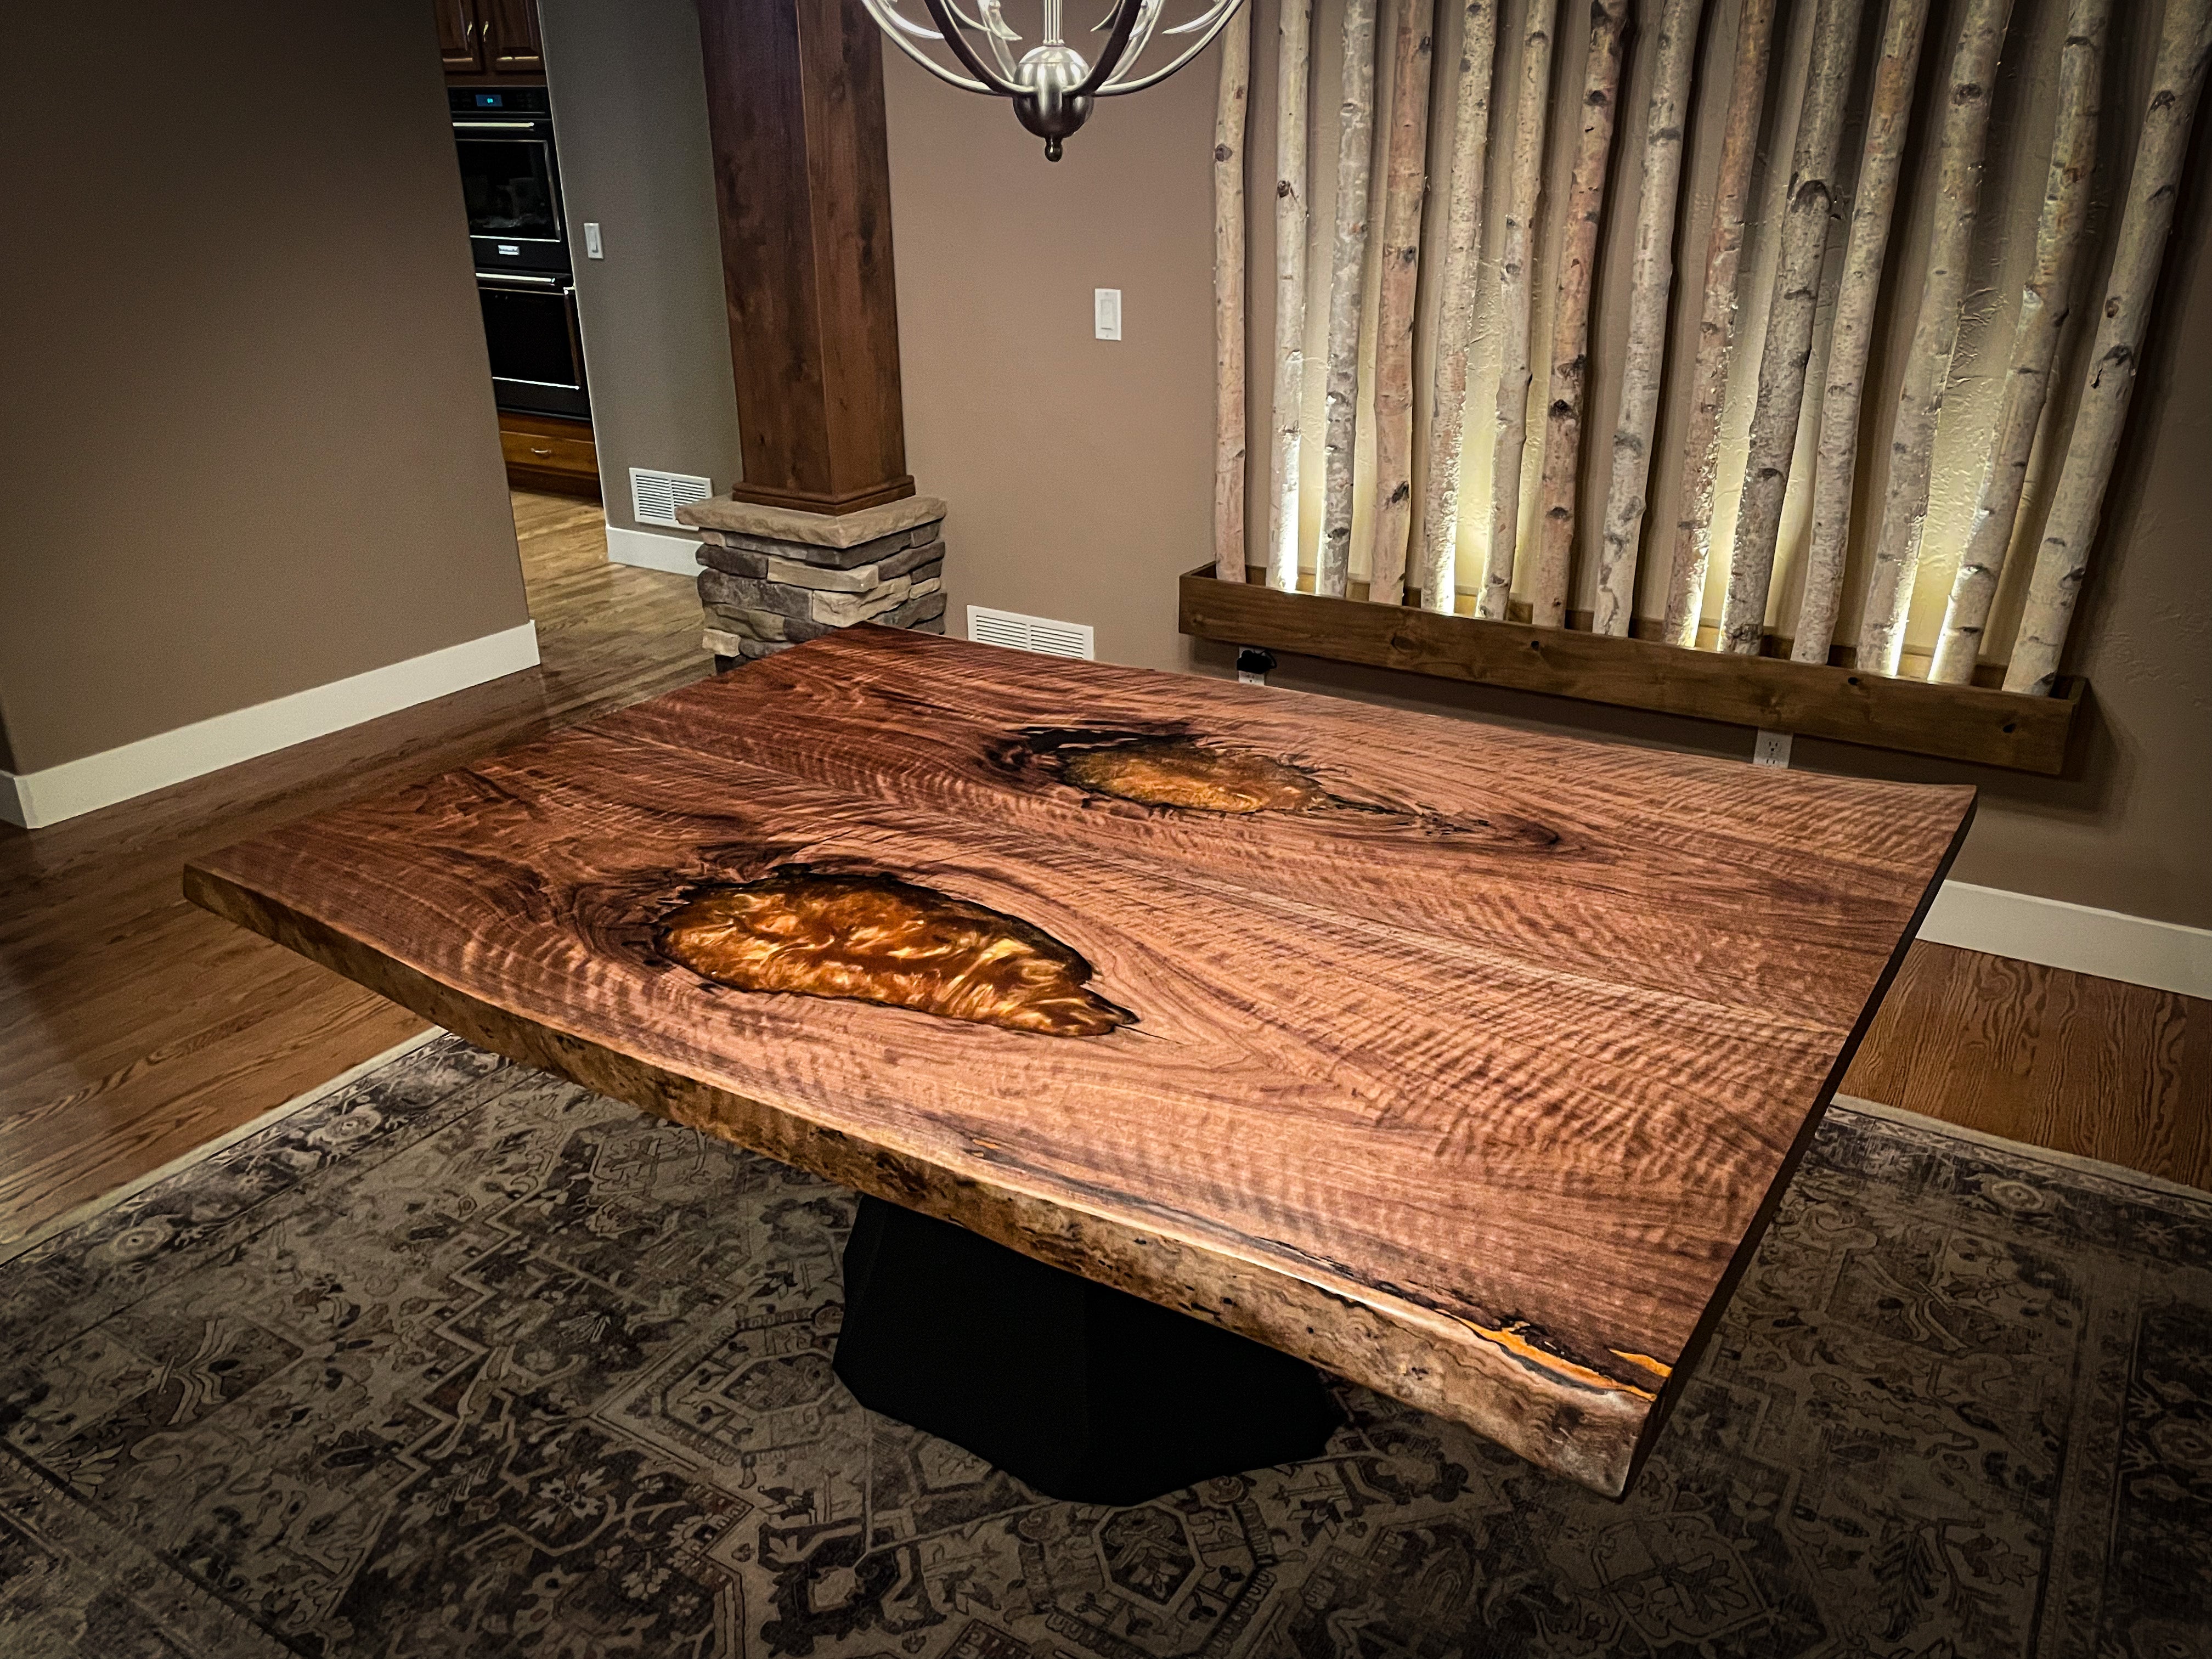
883, 55, 1216, 668
537, 0, 744, 532
883, 5, 2210, 930
0, 0, 529, 775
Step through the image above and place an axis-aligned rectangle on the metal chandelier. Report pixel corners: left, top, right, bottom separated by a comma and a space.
859, 0, 1248, 160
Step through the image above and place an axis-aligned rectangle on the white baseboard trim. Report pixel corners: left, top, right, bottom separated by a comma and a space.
0, 622, 540, 830
606, 522, 701, 576
1921, 881, 2212, 1000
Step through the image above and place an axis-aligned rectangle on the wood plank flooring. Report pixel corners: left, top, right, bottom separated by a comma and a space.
0, 494, 712, 1245
1, 489, 2202, 1255
1843, 940, 2210, 1188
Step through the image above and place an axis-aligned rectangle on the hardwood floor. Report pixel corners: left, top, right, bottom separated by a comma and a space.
0, 493, 712, 1247
1843, 941, 2211, 1188
1, 492, 2203, 1249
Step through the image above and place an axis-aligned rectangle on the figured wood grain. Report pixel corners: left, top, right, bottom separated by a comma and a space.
187, 628, 1971, 1496
1181, 566, 2081, 772
612, 638, 1954, 1024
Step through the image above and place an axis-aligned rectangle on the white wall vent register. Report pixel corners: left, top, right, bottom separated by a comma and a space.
966, 606, 1094, 660
629, 468, 713, 529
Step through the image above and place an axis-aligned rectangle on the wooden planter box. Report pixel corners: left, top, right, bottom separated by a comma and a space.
1178, 567, 2083, 775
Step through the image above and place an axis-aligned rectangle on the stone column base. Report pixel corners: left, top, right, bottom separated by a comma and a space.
676, 494, 948, 664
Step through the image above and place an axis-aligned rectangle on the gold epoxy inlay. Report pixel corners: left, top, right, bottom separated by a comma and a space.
1059, 741, 1329, 814
662, 868, 1136, 1037
1468, 1321, 1657, 1401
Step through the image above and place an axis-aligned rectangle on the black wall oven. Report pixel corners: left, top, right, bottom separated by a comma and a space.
478, 272, 589, 419
452, 87, 590, 420
453, 87, 567, 273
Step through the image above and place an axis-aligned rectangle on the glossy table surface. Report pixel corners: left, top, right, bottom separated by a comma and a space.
187, 625, 1974, 1495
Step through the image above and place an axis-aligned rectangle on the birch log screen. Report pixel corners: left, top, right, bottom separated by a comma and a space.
1930, 0, 2107, 681
2008, 0, 2212, 696
1416, 0, 1500, 614
1531, 0, 1631, 629
1482, 0, 1561, 621
1661, 0, 1779, 647
1793, 0, 1933, 664
1319, 0, 1380, 598
1214, 4, 1253, 584
1859, 0, 2017, 676
1593, 0, 1706, 637
1717, 0, 1866, 655
1369, 0, 1438, 605
1267, 0, 1314, 591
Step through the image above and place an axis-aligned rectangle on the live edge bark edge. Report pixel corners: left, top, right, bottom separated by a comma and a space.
183, 861, 1650, 1495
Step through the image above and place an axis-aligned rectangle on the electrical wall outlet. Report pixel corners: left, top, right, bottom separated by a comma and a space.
1752, 729, 1793, 769
1094, 287, 1122, 341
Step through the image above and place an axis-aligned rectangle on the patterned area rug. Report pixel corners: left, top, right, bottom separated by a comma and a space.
1, 1034, 2207, 1659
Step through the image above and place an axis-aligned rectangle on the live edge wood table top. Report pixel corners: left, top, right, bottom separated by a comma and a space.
186, 626, 1974, 1497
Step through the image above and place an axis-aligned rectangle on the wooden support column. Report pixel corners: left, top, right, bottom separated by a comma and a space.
696, 0, 915, 515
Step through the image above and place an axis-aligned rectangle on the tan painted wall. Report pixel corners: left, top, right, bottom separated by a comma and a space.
0, 0, 528, 775
538, 0, 743, 532
883, 57, 1217, 663
884, 1, 2210, 930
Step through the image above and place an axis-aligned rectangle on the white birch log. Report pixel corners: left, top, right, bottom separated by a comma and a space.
1481, 0, 1560, 621
1593, 0, 1706, 636
1929, 0, 2107, 681
1792, 0, 1933, 664
1530, 0, 1630, 629
1319, 0, 1380, 598
1267, 0, 1314, 590
1717, 0, 1867, 654
1858, 0, 2017, 675
1415, 0, 1500, 613
1661, 0, 1778, 646
1369, 0, 1439, 603
1214, 5, 1253, 584
2007, 0, 2212, 695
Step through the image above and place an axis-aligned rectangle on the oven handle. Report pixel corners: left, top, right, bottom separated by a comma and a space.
454, 120, 541, 129
476, 272, 565, 289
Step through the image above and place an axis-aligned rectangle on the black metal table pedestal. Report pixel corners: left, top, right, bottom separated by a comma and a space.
833, 1195, 1343, 1505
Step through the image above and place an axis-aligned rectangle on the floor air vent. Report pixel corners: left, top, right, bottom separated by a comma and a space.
967, 606, 1094, 660
629, 468, 713, 528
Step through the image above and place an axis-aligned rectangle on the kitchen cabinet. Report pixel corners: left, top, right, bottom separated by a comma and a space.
499, 413, 600, 498
432, 0, 481, 72
438, 0, 544, 83
478, 0, 544, 75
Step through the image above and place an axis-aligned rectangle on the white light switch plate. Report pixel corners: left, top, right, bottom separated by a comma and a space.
584, 222, 603, 258
1094, 287, 1121, 340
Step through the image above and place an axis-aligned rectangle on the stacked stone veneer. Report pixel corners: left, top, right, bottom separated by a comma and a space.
675, 494, 947, 662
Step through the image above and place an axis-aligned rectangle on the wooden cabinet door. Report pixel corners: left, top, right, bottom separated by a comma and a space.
481, 0, 545, 75
431, 0, 483, 72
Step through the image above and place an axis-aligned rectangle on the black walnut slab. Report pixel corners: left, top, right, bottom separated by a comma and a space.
184, 626, 1973, 1497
